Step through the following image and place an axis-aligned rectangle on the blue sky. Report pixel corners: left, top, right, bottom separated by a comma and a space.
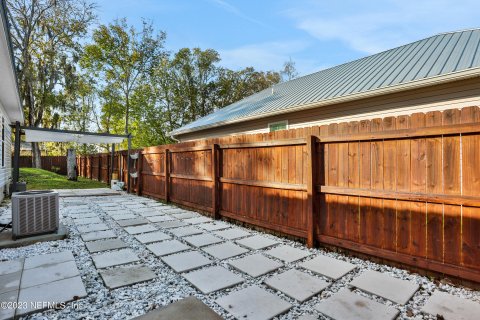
97, 0, 480, 76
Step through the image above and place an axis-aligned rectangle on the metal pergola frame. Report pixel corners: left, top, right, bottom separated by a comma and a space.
11, 122, 133, 192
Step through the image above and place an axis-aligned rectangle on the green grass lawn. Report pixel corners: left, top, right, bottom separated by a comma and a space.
20, 168, 107, 190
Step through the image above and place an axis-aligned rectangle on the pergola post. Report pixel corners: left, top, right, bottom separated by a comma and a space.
12, 121, 21, 192
127, 134, 131, 193
110, 143, 115, 183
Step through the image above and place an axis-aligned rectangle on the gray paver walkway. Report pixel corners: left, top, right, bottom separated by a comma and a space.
162, 251, 212, 273
201, 242, 249, 260
236, 235, 279, 250
117, 218, 149, 227
183, 234, 223, 247
85, 239, 128, 253
314, 289, 399, 320
92, 249, 140, 269
100, 265, 156, 289
350, 270, 419, 305
81, 230, 117, 242
265, 245, 312, 263
216, 285, 292, 320
265, 269, 329, 302
229, 253, 283, 277
214, 228, 251, 240
184, 266, 243, 294
421, 291, 480, 320
300, 255, 356, 280
124, 224, 157, 235
146, 240, 190, 257
134, 231, 171, 244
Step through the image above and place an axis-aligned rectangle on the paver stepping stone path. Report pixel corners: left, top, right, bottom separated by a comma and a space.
265, 269, 329, 302
92, 249, 140, 269
124, 224, 157, 235
0, 270, 21, 294
214, 228, 251, 240
314, 288, 399, 320
297, 315, 318, 320
134, 296, 222, 320
421, 291, 480, 320
81, 230, 117, 242
85, 239, 128, 253
156, 220, 188, 229
75, 217, 102, 225
169, 226, 203, 237
0, 291, 16, 319
300, 255, 356, 280
110, 213, 137, 221
172, 212, 198, 219
229, 253, 283, 277
198, 221, 230, 231
216, 285, 292, 320
71, 212, 97, 219
99, 265, 156, 289
134, 231, 171, 244
16, 276, 87, 317
24, 251, 74, 269
162, 251, 212, 273
117, 217, 149, 227
236, 235, 279, 250
146, 240, 190, 257
146, 215, 175, 222
21, 260, 79, 288
184, 234, 223, 247
77, 223, 110, 233
202, 242, 249, 260
0, 259, 23, 275
184, 266, 243, 294
265, 245, 312, 263
139, 211, 164, 217
350, 270, 419, 304
183, 216, 212, 225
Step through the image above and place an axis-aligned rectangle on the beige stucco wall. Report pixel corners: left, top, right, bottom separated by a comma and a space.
175, 77, 480, 141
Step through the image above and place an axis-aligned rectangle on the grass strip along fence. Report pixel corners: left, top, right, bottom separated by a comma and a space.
78, 106, 480, 284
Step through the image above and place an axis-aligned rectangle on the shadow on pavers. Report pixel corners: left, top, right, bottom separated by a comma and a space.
133, 297, 223, 320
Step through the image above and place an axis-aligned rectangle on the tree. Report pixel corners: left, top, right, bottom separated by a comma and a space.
81, 19, 166, 134
281, 57, 299, 82
6, 0, 96, 167
215, 67, 281, 108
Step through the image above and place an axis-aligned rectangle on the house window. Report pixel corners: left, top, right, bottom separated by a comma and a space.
268, 120, 288, 132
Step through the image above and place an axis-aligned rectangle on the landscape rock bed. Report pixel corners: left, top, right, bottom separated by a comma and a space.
0, 193, 478, 319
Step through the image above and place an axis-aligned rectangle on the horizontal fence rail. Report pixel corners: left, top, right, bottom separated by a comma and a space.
77, 106, 480, 284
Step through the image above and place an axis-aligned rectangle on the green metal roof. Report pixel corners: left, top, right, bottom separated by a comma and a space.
172, 29, 480, 136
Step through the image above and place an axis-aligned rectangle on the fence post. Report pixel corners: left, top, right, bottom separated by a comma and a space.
136, 151, 143, 196
306, 135, 318, 248
89, 155, 93, 179
165, 148, 170, 202
212, 144, 220, 219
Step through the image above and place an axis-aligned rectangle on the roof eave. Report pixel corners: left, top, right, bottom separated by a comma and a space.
171, 68, 480, 138
0, 0, 24, 124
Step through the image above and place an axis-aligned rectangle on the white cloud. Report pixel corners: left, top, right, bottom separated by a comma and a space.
285, 0, 480, 54
218, 40, 324, 75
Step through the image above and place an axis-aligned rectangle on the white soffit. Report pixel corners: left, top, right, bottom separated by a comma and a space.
24, 129, 126, 144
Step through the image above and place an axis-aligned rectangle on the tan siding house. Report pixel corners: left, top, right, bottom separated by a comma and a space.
172, 30, 480, 141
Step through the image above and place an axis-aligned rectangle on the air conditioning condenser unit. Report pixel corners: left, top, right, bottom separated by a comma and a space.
12, 190, 59, 239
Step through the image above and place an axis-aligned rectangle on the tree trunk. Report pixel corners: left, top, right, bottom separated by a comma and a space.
67, 149, 77, 181
31, 142, 42, 168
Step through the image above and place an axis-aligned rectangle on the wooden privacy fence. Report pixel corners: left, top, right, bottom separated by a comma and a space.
18, 156, 68, 175
78, 106, 480, 283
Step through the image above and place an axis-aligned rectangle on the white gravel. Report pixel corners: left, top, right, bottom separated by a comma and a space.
0, 193, 479, 320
